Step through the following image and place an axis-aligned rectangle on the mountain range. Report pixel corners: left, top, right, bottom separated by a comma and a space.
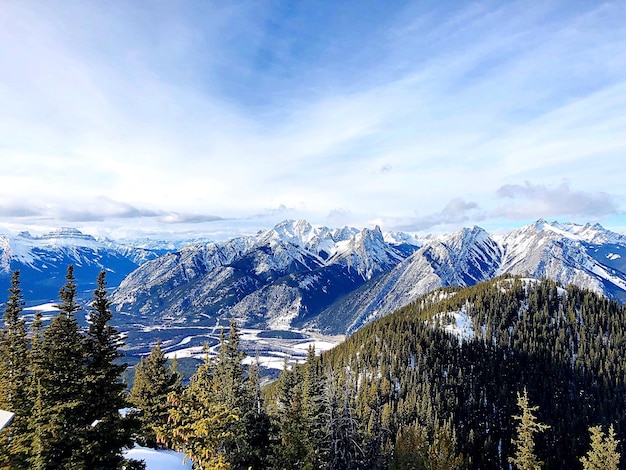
108, 219, 626, 335
0, 228, 171, 304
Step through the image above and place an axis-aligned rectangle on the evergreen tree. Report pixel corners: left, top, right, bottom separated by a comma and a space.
37, 265, 89, 469
301, 346, 326, 468
213, 320, 272, 470
271, 359, 309, 469
390, 421, 429, 470
580, 424, 620, 470
0, 270, 31, 469
426, 422, 463, 470
213, 321, 246, 409
237, 359, 273, 470
160, 348, 239, 469
130, 339, 181, 448
323, 368, 364, 470
509, 389, 549, 470
26, 311, 45, 470
83, 270, 134, 469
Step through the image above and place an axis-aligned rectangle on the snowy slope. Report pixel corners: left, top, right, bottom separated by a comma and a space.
313, 226, 502, 334
0, 228, 172, 305
124, 446, 192, 469
313, 220, 626, 334
98, 219, 626, 336
111, 221, 417, 329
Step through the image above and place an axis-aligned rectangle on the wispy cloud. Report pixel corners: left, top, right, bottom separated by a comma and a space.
494, 181, 620, 219
0, 1, 625, 238
392, 198, 484, 231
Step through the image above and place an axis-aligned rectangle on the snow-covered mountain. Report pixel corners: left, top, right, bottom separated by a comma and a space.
315, 219, 626, 334
110, 219, 626, 336
111, 220, 419, 329
0, 228, 171, 305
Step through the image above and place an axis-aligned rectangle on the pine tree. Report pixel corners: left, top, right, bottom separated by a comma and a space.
212, 320, 272, 470
580, 424, 620, 470
130, 339, 181, 448
272, 361, 308, 469
427, 421, 463, 470
0, 270, 31, 469
323, 368, 364, 470
26, 311, 45, 470
213, 321, 246, 409
83, 270, 134, 469
390, 421, 429, 470
37, 265, 89, 469
509, 389, 550, 470
301, 345, 326, 469
159, 348, 239, 469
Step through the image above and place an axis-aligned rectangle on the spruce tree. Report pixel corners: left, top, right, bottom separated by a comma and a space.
38, 265, 88, 469
26, 311, 45, 470
130, 339, 181, 448
509, 389, 549, 470
272, 361, 308, 469
83, 270, 133, 469
580, 424, 620, 470
213, 321, 245, 409
159, 347, 239, 469
0, 270, 31, 469
302, 345, 326, 468
212, 320, 271, 470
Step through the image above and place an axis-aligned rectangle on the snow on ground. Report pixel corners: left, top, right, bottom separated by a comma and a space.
592, 264, 626, 291
23, 302, 59, 312
161, 328, 343, 368
432, 311, 475, 342
123, 446, 192, 469
293, 340, 338, 352
243, 355, 294, 370
164, 346, 206, 359
607, 253, 622, 260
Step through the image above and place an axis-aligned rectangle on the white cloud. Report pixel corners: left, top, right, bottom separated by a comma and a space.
0, 1, 625, 238
494, 181, 619, 219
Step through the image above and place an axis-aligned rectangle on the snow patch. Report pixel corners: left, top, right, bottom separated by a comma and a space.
123, 446, 192, 469
591, 264, 626, 291
23, 303, 59, 312
432, 310, 475, 342
293, 340, 338, 352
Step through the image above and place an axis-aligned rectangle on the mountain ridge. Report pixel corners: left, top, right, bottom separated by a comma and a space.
109, 218, 626, 335
0, 228, 178, 305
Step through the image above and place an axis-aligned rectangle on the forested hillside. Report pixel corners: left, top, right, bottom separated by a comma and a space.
290, 275, 626, 468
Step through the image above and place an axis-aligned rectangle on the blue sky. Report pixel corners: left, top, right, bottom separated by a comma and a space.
1, 0, 625, 240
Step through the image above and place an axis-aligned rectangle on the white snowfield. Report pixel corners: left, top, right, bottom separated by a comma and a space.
163, 328, 343, 370
123, 446, 192, 470
0, 409, 14, 431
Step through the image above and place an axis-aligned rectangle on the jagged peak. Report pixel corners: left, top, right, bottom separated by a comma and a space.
443, 225, 491, 249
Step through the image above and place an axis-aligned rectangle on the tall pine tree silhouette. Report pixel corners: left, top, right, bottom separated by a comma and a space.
38, 265, 88, 468
0, 271, 31, 469
83, 270, 134, 469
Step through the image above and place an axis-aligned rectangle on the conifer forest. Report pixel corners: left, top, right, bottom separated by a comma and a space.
1, 266, 625, 469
